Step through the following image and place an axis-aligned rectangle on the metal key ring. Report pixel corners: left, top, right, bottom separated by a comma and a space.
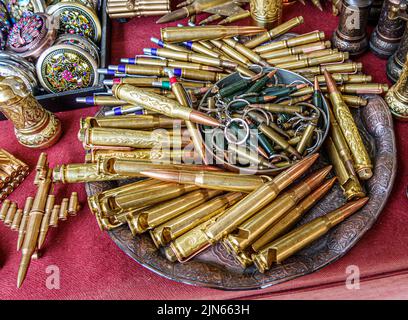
224, 118, 250, 145
242, 107, 270, 126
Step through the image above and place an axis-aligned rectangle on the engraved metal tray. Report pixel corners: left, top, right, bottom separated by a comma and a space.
85, 95, 396, 291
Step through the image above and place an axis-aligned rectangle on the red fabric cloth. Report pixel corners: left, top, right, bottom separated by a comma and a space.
1, 4, 408, 300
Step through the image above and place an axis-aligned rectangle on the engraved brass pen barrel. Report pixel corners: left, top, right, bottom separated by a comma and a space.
324, 71, 373, 180
98, 158, 221, 177
85, 149, 197, 163
252, 177, 337, 253
224, 166, 332, 254
160, 26, 266, 43
260, 41, 331, 59
311, 74, 372, 84
139, 169, 268, 192
78, 127, 186, 150
252, 197, 369, 273
254, 31, 326, 54
127, 189, 223, 235
267, 48, 339, 65
80, 115, 183, 130
244, 16, 304, 49
112, 84, 221, 126
144, 47, 237, 69
52, 163, 133, 184
203, 154, 319, 243
151, 192, 244, 247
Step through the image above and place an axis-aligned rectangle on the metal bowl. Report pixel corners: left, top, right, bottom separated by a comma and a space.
198, 67, 330, 174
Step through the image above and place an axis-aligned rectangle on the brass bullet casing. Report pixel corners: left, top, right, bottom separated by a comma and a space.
0, 149, 29, 174
0, 76, 62, 149
249, 0, 283, 29
275, 52, 349, 70
203, 154, 319, 243
98, 158, 221, 178
49, 205, 61, 228
339, 95, 368, 107
244, 16, 304, 49
208, 40, 252, 67
222, 38, 269, 66
224, 166, 332, 255
385, 53, 408, 119
0, 199, 11, 220
252, 177, 337, 253
139, 169, 268, 193
296, 119, 317, 155
18, 153, 53, 288
4, 202, 17, 226
112, 84, 221, 127
108, 10, 171, 19
254, 31, 326, 54
369, 0, 406, 58
332, 0, 373, 55
106, 3, 170, 14
150, 192, 244, 247
324, 71, 373, 180
110, 64, 226, 82
111, 183, 199, 215
80, 115, 183, 130
252, 197, 369, 273
85, 149, 197, 163
52, 163, 133, 184
325, 137, 366, 200
266, 48, 339, 65
387, 26, 408, 83
293, 84, 388, 97
293, 62, 363, 76
125, 57, 224, 72
147, 48, 238, 69
260, 41, 331, 59
11, 209, 23, 231
76, 96, 127, 106
258, 123, 302, 159
218, 10, 251, 25
17, 197, 34, 251
252, 104, 304, 113
160, 26, 266, 43
311, 74, 373, 85
169, 212, 224, 263
126, 189, 223, 236
37, 194, 55, 249
78, 127, 189, 150
68, 192, 80, 216
166, 69, 207, 165
59, 198, 69, 221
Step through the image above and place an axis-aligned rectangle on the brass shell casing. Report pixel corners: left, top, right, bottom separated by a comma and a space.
244, 16, 304, 49
150, 192, 244, 247
0, 76, 62, 149
260, 41, 331, 59
126, 189, 223, 236
293, 62, 363, 76
81, 115, 183, 130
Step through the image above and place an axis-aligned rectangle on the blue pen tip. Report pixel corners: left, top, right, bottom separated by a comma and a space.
143, 48, 152, 55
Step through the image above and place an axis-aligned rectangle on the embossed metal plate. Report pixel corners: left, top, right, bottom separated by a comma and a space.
86, 95, 396, 290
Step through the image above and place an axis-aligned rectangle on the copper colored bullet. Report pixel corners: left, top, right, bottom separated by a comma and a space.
252, 197, 369, 272
204, 154, 319, 242
251, 177, 337, 253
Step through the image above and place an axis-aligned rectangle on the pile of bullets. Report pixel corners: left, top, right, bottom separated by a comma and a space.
0, 153, 81, 288
0, 149, 29, 201
106, 0, 171, 19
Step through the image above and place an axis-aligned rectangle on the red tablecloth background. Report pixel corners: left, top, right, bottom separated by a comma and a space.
1, 3, 408, 300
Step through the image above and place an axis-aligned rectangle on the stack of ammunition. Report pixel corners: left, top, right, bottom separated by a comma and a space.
0, 153, 82, 288
106, 0, 171, 19
0, 149, 29, 201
